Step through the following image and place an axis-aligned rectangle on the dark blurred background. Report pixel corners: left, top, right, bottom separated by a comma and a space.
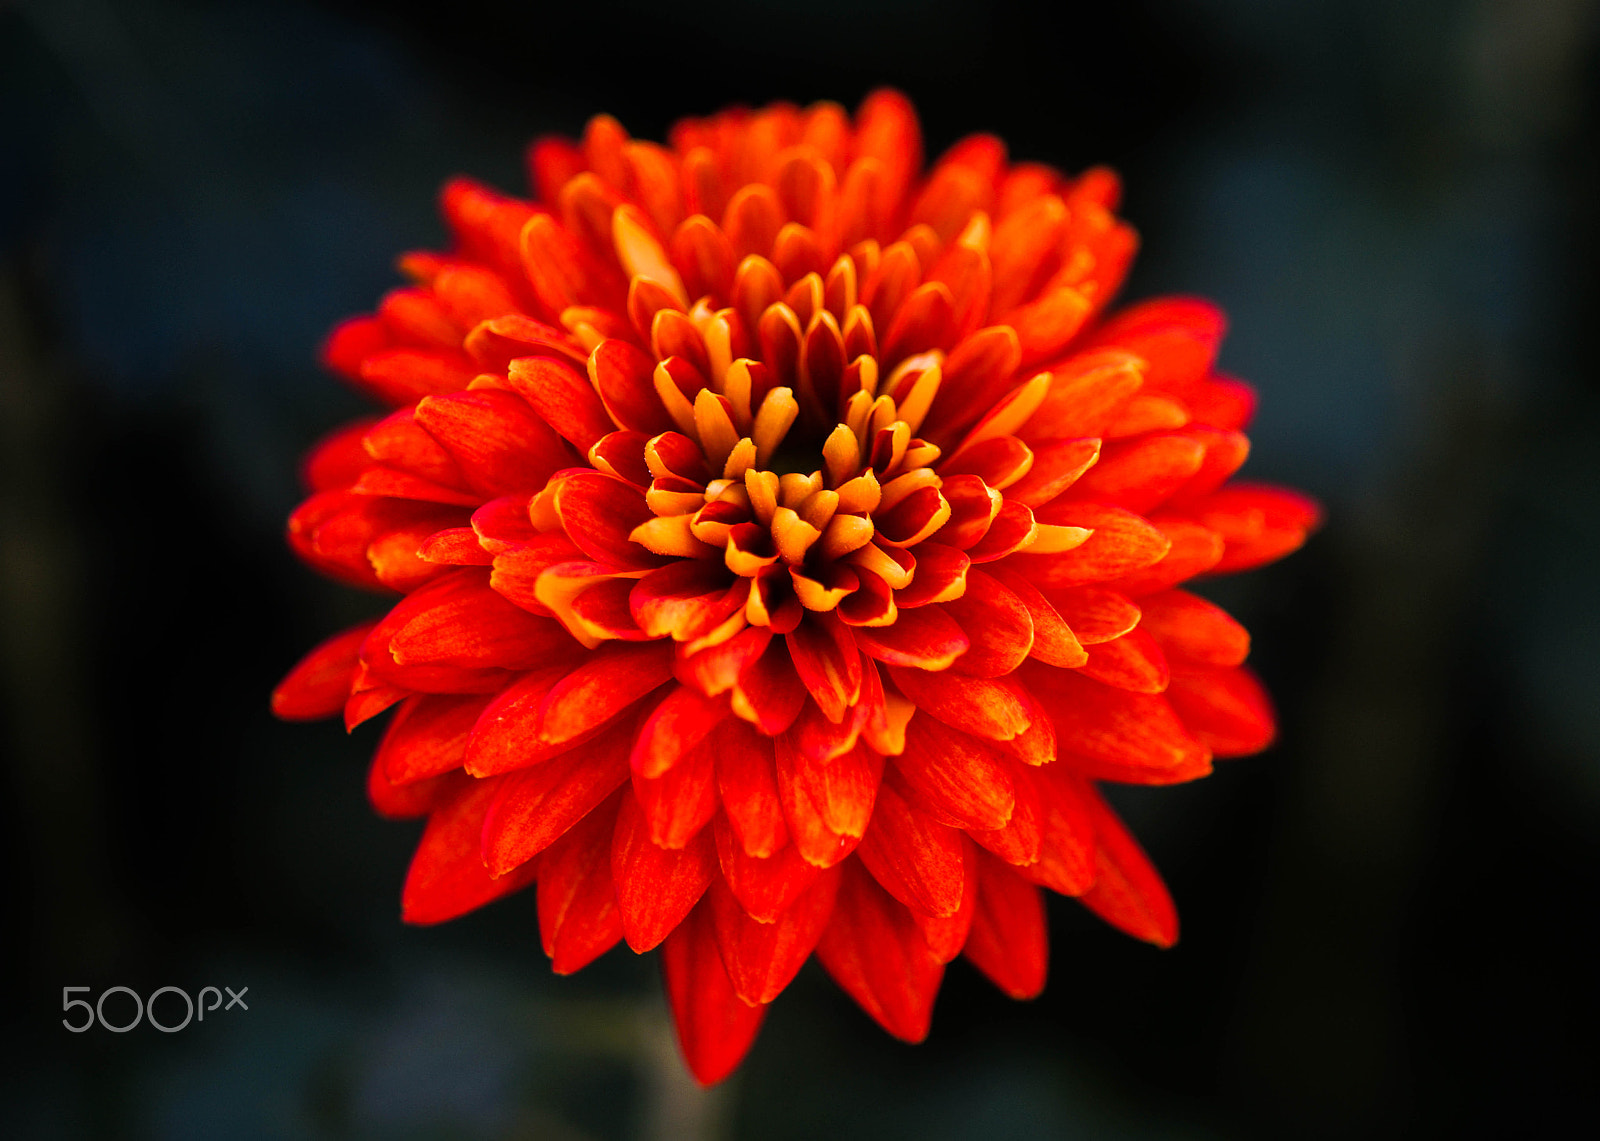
3, 0, 1597, 1137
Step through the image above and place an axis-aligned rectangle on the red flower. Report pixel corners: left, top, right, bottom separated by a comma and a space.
274, 91, 1319, 1084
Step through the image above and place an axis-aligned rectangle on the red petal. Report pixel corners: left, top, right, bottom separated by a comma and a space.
1185, 374, 1257, 431
471, 495, 541, 553
677, 625, 774, 697
733, 637, 808, 735
418, 527, 493, 567
856, 779, 966, 918
783, 740, 884, 840
414, 388, 571, 497
379, 693, 493, 784
482, 715, 633, 874
347, 684, 409, 731
964, 852, 1049, 999
401, 776, 535, 924
538, 641, 676, 747
630, 684, 732, 779
815, 859, 944, 1043
1008, 503, 1171, 589
708, 871, 840, 1005
1078, 628, 1171, 693
630, 561, 739, 640
389, 568, 574, 671
1080, 297, 1224, 396
1078, 780, 1179, 946
505, 355, 617, 452
1165, 666, 1276, 757
590, 338, 674, 435
969, 759, 1043, 865
773, 736, 868, 869
1046, 585, 1141, 644
852, 606, 970, 670
302, 416, 381, 493
910, 836, 979, 964
1183, 483, 1322, 574
357, 347, 476, 405
714, 820, 821, 923
987, 566, 1086, 667
1011, 285, 1092, 368
940, 568, 1034, 677
368, 754, 455, 820
1064, 432, 1207, 514
1026, 664, 1210, 776
661, 901, 768, 1086
611, 788, 717, 952
1023, 350, 1144, 440
353, 412, 465, 491
462, 665, 579, 776
1004, 436, 1102, 507
553, 469, 671, 570
892, 716, 1015, 830
321, 314, 390, 384
632, 713, 721, 848
1098, 516, 1224, 596
1019, 763, 1097, 896
716, 728, 788, 858
1135, 589, 1250, 669
536, 791, 626, 973
272, 621, 376, 720
784, 614, 862, 724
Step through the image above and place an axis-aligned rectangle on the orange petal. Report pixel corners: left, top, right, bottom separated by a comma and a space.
589, 338, 675, 435
368, 751, 454, 819
415, 388, 573, 496
388, 568, 574, 671
784, 614, 862, 724
1100, 516, 1225, 596
1063, 431, 1208, 515
732, 636, 808, 735
537, 641, 676, 747
631, 680, 733, 774
1078, 296, 1225, 396
1019, 763, 1097, 896
987, 566, 1086, 668
553, 469, 671, 570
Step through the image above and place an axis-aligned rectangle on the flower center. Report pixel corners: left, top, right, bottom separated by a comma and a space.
627, 343, 953, 630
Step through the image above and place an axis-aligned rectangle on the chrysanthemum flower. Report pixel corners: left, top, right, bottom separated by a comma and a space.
274, 91, 1319, 1084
